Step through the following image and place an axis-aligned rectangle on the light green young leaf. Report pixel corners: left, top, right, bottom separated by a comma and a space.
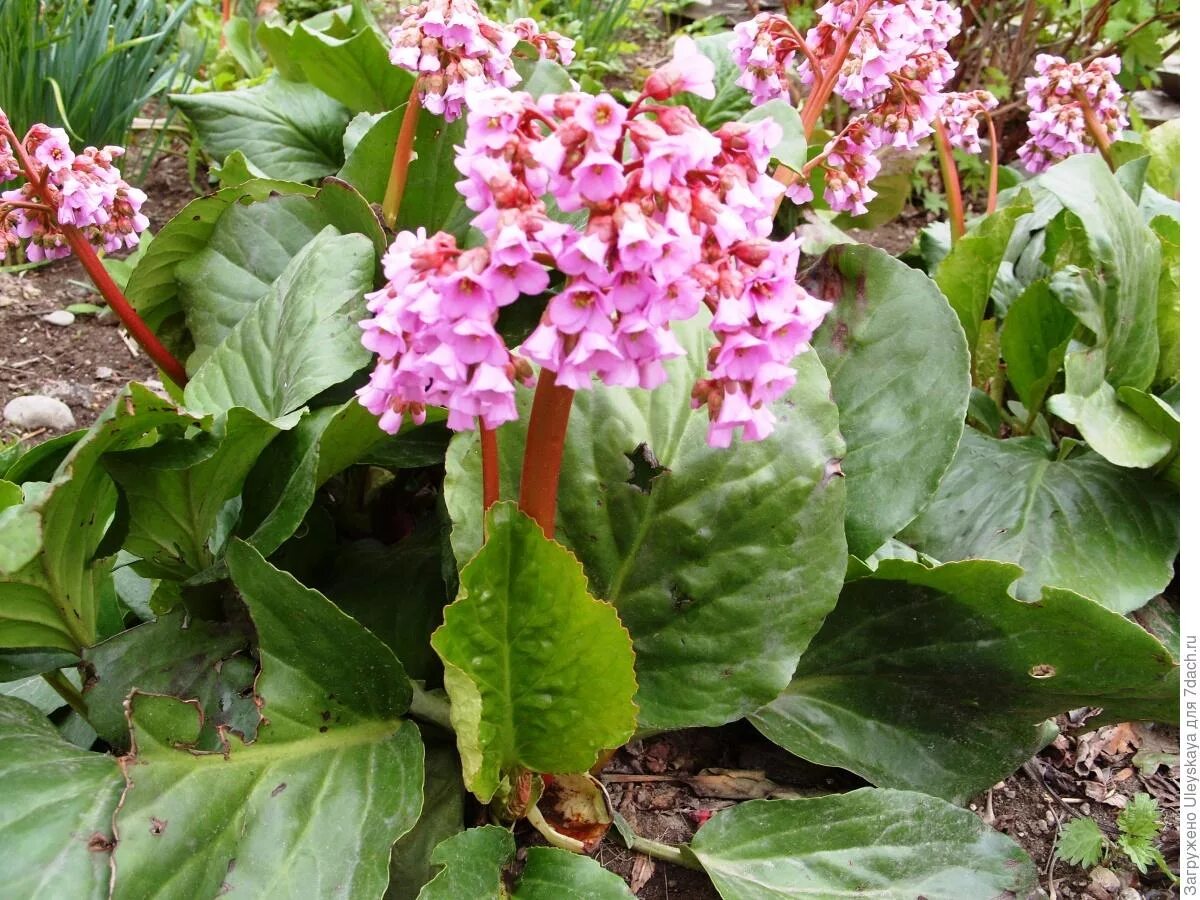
690, 790, 1036, 898
431, 502, 637, 802
1057, 818, 1106, 868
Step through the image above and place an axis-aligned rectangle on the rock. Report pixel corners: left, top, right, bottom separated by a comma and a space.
1089, 867, 1121, 894
39, 379, 94, 408
3, 394, 76, 430
1116, 890, 1142, 900
95, 366, 115, 380
42, 310, 75, 327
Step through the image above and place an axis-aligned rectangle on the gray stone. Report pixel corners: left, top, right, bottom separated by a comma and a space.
3, 394, 76, 430
42, 310, 75, 327
95, 366, 115, 379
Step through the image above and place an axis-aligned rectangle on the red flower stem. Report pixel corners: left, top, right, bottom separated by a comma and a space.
933, 118, 966, 244
0, 199, 52, 213
382, 82, 424, 230
480, 421, 500, 513
985, 113, 1000, 214
800, 0, 879, 138
220, 0, 232, 48
1073, 87, 1116, 171
518, 369, 575, 537
61, 225, 189, 388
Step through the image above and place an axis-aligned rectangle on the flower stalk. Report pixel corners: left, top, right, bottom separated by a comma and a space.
933, 118, 966, 243
518, 370, 575, 537
381, 82, 424, 229
1073, 86, 1116, 171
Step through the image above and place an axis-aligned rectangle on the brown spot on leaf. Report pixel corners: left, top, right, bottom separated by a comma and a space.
149, 817, 167, 836
1029, 664, 1056, 679
823, 458, 845, 486
271, 782, 287, 797
87, 832, 114, 853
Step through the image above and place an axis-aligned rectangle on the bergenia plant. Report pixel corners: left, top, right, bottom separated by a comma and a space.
0, 110, 187, 385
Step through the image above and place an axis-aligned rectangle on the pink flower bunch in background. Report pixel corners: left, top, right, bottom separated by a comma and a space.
939, 89, 998, 154
388, 0, 521, 120
732, 0, 969, 215
388, 0, 576, 120
0, 114, 149, 263
1017, 54, 1127, 174
359, 39, 832, 446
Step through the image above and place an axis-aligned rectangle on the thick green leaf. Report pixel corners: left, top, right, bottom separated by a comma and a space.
512, 847, 634, 899
689, 790, 1036, 898
935, 193, 1032, 358
292, 24, 414, 113
1143, 119, 1180, 200
223, 16, 264, 78
82, 611, 255, 752
445, 320, 846, 731
240, 401, 389, 557
416, 826, 514, 899
675, 32, 752, 128
0, 387, 185, 656
258, 15, 304, 79
751, 559, 1178, 802
1151, 214, 1179, 386
808, 244, 969, 558
109, 542, 423, 898
740, 100, 806, 172
0, 482, 40, 573
171, 77, 352, 182
125, 179, 317, 334
0, 696, 124, 897
1000, 279, 1075, 414
514, 56, 574, 98
1037, 154, 1161, 390
174, 181, 384, 371
431, 502, 636, 801
387, 742, 464, 900
184, 228, 375, 419
104, 407, 283, 579
901, 430, 1178, 613
1047, 351, 1172, 469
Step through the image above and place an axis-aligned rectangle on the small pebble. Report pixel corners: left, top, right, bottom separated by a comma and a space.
1116, 890, 1142, 900
3, 394, 76, 430
42, 310, 75, 327
95, 366, 115, 379
1089, 866, 1121, 893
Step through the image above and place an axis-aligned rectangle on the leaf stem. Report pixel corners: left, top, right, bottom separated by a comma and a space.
42, 670, 89, 720
1073, 87, 1116, 171
60, 225, 189, 388
518, 369, 575, 537
381, 82, 424, 230
408, 681, 452, 730
628, 835, 705, 871
480, 422, 500, 514
933, 118, 966, 244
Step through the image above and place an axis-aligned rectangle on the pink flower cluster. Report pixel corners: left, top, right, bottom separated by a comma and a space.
359, 39, 832, 446
0, 115, 149, 263
939, 89, 998, 154
388, 0, 574, 120
732, 0, 966, 215
1017, 54, 1127, 174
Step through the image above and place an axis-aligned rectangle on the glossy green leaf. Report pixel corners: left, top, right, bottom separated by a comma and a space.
124, 179, 316, 335
109, 541, 423, 898
431, 502, 637, 801
1037, 154, 1161, 390
240, 401, 390, 557
1143, 119, 1180, 200
1047, 351, 1172, 469
901, 429, 1178, 612
292, 24, 414, 112
690, 790, 1036, 898
1151, 214, 1179, 386
809, 244, 969, 558
935, 193, 1032, 357
445, 320, 846, 731
174, 182, 383, 371
1000, 279, 1075, 415
674, 32, 752, 128
184, 228, 375, 420
0, 387, 185, 657
512, 847, 634, 899
416, 826, 514, 899
387, 742, 464, 900
0, 696, 123, 897
171, 77, 352, 182
104, 407, 283, 579
740, 100, 806, 172
751, 558, 1178, 802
